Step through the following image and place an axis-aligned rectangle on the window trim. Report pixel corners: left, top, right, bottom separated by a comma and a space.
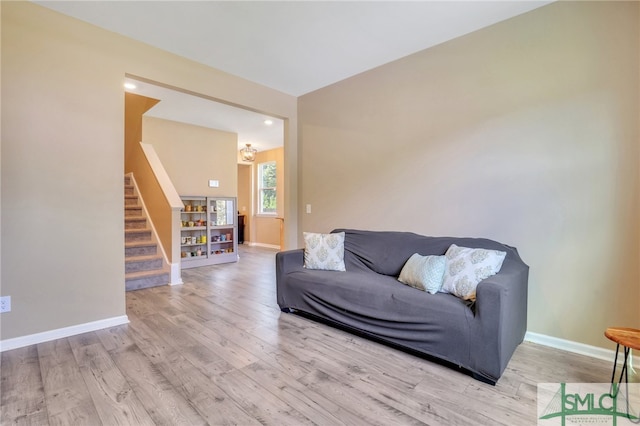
257, 160, 277, 216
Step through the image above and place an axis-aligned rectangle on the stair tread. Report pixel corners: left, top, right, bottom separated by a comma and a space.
125, 254, 163, 262
125, 240, 156, 247
125, 228, 151, 233
124, 176, 167, 288
126, 269, 170, 279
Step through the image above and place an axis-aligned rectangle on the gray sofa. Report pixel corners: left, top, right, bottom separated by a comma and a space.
276, 229, 529, 384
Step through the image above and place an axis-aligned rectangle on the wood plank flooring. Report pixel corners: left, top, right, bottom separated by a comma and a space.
0, 246, 632, 425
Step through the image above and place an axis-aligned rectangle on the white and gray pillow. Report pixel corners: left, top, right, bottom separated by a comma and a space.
441, 244, 506, 300
398, 253, 446, 294
303, 232, 346, 271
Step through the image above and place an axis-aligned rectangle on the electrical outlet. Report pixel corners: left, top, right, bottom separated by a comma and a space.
0, 296, 11, 313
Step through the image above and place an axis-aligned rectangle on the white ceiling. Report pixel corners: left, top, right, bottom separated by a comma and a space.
36, 1, 553, 152
125, 77, 285, 153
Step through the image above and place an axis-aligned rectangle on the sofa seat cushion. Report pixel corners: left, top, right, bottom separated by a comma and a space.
282, 269, 473, 363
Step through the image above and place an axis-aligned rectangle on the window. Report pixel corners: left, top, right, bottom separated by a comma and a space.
258, 161, 277, 214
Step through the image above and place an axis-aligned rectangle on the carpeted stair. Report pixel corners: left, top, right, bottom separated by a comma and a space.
125, 176, 170, 291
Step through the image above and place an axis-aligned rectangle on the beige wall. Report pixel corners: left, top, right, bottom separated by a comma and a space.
298, 1, 639, 349
253, 148, 285, 247
2, 0, 636, 353
0, 2, 297, 341
143, 116, 238, 197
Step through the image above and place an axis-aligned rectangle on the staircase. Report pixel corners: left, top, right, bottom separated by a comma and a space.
124, 175, 170, 291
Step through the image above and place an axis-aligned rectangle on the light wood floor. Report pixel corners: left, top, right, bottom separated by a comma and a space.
1, 246, 630, 425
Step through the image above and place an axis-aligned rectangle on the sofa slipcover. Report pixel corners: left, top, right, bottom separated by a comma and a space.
276, 229, 529, 384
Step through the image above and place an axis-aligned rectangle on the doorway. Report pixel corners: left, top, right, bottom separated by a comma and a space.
237, 163, 252, 244
124, 76, 286, 250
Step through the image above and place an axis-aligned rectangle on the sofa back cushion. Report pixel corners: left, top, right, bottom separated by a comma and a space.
332, 229, 522, 277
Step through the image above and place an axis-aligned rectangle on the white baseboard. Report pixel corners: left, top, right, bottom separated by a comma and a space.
525, 331, 640, 369
2, 316, 636, 373
247, 242, 281, 250
0, 315, 129, 352
169, 262, 183, 285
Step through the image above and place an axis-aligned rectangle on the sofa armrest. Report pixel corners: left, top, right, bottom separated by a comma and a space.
471, 259, 529, 381
276, 249, 305, 308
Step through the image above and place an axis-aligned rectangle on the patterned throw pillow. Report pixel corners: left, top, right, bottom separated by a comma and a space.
441, 244, 507, 300
303, 232, 346, 271
398, 254, 446, 294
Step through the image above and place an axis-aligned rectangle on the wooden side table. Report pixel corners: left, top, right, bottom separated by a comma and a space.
605, 327, 640, 387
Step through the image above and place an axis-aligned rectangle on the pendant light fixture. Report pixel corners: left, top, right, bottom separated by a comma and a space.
240, 143, 257, 162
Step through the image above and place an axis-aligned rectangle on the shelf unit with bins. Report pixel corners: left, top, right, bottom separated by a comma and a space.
180, 196, 209, 268
180, 196, 238, 269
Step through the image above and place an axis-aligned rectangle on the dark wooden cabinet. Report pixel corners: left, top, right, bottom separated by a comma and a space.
238, 214, 245, 244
